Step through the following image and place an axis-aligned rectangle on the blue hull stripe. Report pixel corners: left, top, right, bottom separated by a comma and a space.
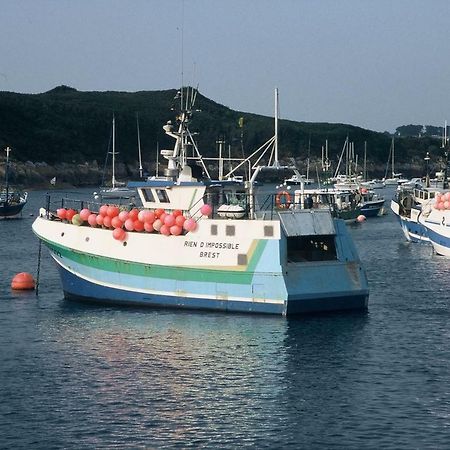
57, 263, 368, 316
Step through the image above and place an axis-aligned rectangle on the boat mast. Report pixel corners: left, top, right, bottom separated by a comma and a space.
112, 116, 116, 189
274, 87, 279, 167
391, 137, 395, 178
363, 141, 367, 181
136, 113, 143, 179
4, 146, 10, 201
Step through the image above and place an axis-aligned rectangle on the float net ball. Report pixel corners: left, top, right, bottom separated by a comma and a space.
56, 208, 67, 220
118, 210, 129, 222
99, 205, 109, 216
88, 214, 98, 227
183, 218, 197, 232
175, 215, 186, 227
164, 214, 175, 227
153, 219, 162, 231
144, 222, 154, 233
72, 214, 83, 226
79, 208, 91, 221
128, 208, 139, 221
112, 227, 126, 241
200, 204, 212, 216
124, 218, 135, 231
66, 209, 77, 221
111, 216, 123, 229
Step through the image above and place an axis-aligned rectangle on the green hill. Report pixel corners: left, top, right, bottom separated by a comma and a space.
0, 86, 446, 181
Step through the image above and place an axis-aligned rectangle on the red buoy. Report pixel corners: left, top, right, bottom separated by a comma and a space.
11, 272, 35, 290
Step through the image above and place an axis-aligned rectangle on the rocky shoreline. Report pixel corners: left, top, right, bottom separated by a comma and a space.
0, 157, 434, 189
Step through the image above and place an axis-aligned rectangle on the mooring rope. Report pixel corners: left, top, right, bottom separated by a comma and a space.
35, 239, 42, 296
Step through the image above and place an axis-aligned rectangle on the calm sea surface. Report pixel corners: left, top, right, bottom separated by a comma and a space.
1, 188, 450, 449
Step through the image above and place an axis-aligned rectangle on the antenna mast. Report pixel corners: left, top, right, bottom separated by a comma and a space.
274, 87, 279, 166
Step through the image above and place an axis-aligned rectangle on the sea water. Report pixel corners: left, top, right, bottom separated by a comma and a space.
1, 189, 450, 449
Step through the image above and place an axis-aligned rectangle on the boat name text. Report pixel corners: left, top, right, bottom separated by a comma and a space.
184, 240, 240, 250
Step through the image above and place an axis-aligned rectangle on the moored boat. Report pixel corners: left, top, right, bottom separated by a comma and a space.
0, 147, 28, 219
390, 184, 437, 242
32, 88, 369, 315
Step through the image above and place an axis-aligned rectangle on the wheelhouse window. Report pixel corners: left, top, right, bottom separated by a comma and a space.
156, 189, 170, 203
141, 188, 155, 202
287, 235, 337, 262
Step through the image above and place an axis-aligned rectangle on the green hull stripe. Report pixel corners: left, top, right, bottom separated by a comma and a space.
44, 238, 268, 284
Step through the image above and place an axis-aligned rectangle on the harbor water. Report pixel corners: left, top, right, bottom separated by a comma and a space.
1, 188, 450, 449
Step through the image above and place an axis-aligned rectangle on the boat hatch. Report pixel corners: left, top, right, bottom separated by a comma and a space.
287, 235, 337, 262
278, 210, 335, 237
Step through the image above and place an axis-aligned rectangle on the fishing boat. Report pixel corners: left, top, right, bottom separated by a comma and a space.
32, 87, 369, 315
0, 147, 28, 218
94, 116, 136, 200
358, 188, 385, 217
293, 187, 363, 222
418, 190, 450, 254
391, 184, 438, 242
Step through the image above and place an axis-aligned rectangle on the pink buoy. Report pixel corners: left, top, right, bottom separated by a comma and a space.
99, 204, 109, 216
172, 209, 182, 218
79, 208, 91, 221
160, 224, 171, 236
175, 215, 186, 227
138, 209, 148, 223
183, 218, 197, 232
111, 216, 124, 229
170, 224, 182, 236
107, 205, 120, 218
128, 208, 139, 221
144, 222, 154, 233
155, 208, 165, 218
159, 212, 167, 223
200, 204, 212, 216
439, 201, 445, 210
96, 214, 104, 226
112, 227, 126, 241
103, 215, 112, 228
88, 213, 98, 227
118, 210, 129, 222
144, 211, 155, 223
153, 219, 162, 231
65, 209, 77, 221
164, 214, 175, 227
56, 208, 67, 220
134, 220, 144, 232
446, 192, 450, 201
445, 201, 450, 210
124, 218, 135, 231
357, 214, 366, 222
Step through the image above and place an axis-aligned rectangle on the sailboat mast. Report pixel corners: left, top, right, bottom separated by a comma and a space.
392, 138, 395, 178
136, 113, 143, 178
363, 141, 367, 181
112, 116, 116, 188
4, 146, 10, 201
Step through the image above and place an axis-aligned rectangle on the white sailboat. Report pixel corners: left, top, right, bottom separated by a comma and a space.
94, 116, 136, 200
383, 138, 408, 186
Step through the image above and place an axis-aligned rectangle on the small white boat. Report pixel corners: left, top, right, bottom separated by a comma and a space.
95, 116, 136, 200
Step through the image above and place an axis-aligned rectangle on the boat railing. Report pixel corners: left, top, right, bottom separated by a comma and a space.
42, 191, 334, 223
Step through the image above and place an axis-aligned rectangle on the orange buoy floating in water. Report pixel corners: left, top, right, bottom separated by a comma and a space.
11, 272, 35, 290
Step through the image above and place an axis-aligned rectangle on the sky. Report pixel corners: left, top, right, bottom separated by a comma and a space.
2, 0, 450, 132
